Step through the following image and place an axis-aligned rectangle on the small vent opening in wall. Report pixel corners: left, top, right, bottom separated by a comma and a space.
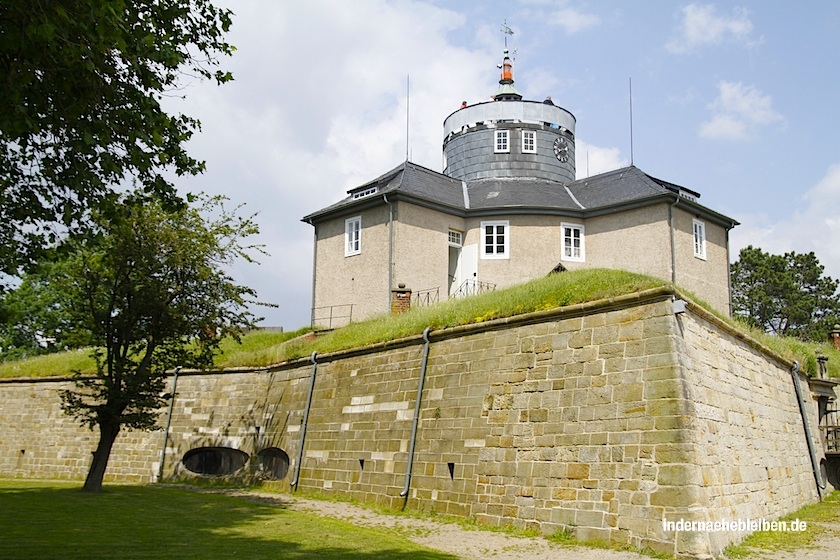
447, 462, 455, 480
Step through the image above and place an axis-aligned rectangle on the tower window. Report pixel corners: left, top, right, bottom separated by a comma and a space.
522, 130, 536, 153
561, 223, 584, 262
481, 220, 509, 259
345, 216, 361, 256
494, 130, 509, 153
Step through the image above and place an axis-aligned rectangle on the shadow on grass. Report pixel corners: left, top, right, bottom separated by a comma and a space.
0, 481, 457, 560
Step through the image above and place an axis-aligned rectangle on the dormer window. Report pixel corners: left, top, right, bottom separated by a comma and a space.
352, 187, 378, 199
679, 190, 697, 202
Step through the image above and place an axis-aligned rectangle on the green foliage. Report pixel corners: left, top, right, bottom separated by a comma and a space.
0, 480, 455, 559
0, 0, 234, 275
731, 246, 840, 341
0, 259, 85, 360
52, 194, 261, 490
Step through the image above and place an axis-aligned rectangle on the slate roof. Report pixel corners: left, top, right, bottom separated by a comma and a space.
302, 161, 738, 228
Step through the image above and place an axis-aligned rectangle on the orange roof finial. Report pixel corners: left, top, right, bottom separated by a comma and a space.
500, 49, 513, 83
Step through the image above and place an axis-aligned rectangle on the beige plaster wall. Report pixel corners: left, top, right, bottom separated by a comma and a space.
311, 199, 732, 324
312, 206, 391, 326
391, 203, 467, 300
584, 204, 672, 279
464, 214, 562, 288
672, 208, 731, 314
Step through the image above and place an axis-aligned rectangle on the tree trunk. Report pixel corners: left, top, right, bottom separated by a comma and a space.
82, 420, 121, 492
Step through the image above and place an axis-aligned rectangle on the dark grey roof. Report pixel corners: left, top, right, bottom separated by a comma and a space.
568, 166, 671, 208
302, 162, 738, 228
467, 178, 580, 211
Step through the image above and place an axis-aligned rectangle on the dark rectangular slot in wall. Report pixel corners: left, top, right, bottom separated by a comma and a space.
447, 462, 455, 480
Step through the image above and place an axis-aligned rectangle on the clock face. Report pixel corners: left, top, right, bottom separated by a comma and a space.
553, 137, 569, 162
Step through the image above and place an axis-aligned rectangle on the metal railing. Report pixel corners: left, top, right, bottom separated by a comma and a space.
451, 278, 496, 299
412, 287, 439, 307
311, 304, 353, 330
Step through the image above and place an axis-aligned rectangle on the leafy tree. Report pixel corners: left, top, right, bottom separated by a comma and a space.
53, 194, 261, 492
0, 0, 233, 275
731, 246, 840, 341
0, 260, 83, 361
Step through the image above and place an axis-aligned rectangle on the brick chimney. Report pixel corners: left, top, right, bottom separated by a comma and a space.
391, 284, 411, 315
831, 324, 840, 351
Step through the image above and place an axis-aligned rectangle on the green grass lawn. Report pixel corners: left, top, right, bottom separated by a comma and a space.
723, 490, 840, 557
2, 268, 839, 378
0, 479, 457, 560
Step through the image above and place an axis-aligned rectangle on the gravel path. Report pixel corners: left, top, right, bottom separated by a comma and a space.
224, 490, 840, 560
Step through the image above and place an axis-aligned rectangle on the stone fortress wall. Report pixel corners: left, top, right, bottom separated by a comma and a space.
0, 287, 833, 558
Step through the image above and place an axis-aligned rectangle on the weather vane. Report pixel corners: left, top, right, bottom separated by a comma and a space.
501, 20, 514, 48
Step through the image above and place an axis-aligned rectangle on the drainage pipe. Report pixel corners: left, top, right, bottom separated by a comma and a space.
384, 193, 394, 312
157, 366, 181, 482
401, 327, 432, 498
291, 352, 318, 491
668, 197, 680, 284
790, 361, 826, 500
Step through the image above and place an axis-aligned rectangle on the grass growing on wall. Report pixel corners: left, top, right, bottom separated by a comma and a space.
3, 268, 840, 378
0, 479, 456, 560
0, 328, 311, 378
304, 269, 664, 356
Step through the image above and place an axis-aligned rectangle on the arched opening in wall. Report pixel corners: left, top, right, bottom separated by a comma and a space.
182, 447, 249, 476
255, 447, 290, 480
825, 457, 840, 490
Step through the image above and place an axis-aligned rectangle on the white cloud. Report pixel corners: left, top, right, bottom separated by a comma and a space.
730, 164, 840, 281
699, 81, 783, 140
666, 4, 758, 54
166, 0, 499, 328
549, 6, 601, 34
574, 140, 628, 179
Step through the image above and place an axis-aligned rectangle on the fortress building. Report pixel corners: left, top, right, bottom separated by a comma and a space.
303, 48, 738, 327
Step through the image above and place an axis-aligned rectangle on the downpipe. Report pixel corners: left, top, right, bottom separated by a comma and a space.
668, 197, 679, 284
157, 366, 181, 482
400, 327, 431, 498
791, 361, 827, 500
291, 351, 318, 491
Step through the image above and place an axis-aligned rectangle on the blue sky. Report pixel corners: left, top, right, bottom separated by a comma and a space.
171, 1, 840, 329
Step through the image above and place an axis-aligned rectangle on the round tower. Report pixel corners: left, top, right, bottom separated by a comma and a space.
442, 50, 576, 183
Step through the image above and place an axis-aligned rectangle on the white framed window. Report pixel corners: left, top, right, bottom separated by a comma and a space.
448, 229, 463, 247
345, 216, 361, 256
494, 130, 509, 153
561, 223, 585, 262
522, 130, 536, 153
693, 219, 706, 260
481, 220, 509, 259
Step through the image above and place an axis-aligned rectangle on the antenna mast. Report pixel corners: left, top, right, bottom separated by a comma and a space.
629, 77, 634, 166
405, 74, 410, 161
